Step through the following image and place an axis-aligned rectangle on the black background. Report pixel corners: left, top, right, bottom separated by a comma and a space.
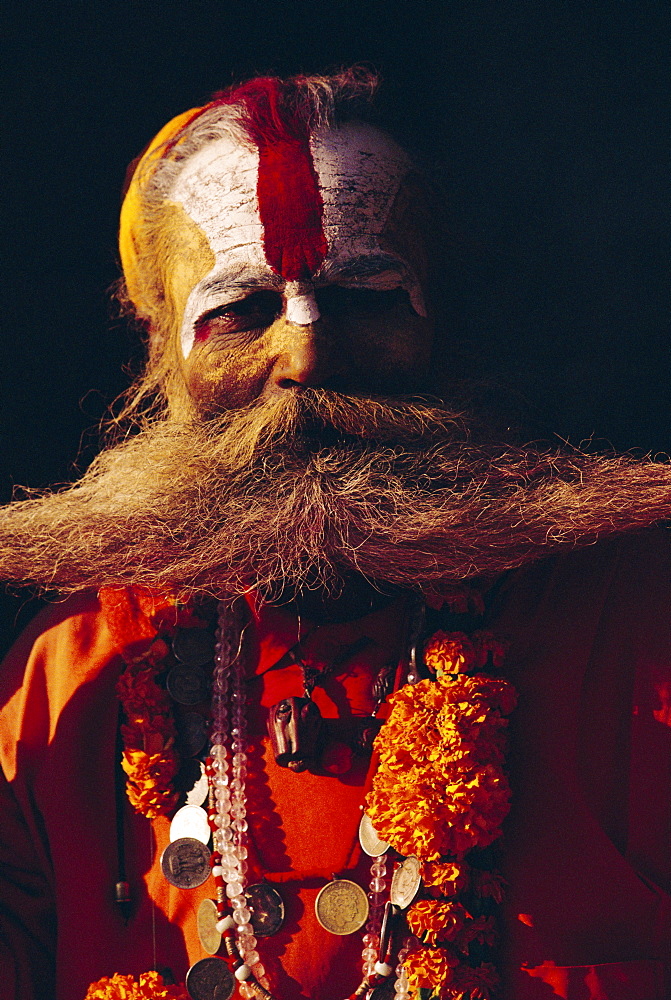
1, 1, 669, 639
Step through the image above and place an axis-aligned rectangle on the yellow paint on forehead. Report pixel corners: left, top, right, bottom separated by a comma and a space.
159, 200, 216, 334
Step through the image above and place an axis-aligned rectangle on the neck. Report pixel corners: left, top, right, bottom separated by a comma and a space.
264, 574, 406, 624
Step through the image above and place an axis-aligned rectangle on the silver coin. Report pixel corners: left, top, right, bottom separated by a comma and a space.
166, 665, 209, 705
390, 856, 421, 909
197, 898, 222, 955
186, 957, 234, 1000
315, 879, 369, 935
170, 804, 211, 846
358, 813, 389, 857
186, 763, 210, 807
173, 628, 215, 667
178, 712, 209, 757
161, 837, 211, 889
246, 882, 285, 937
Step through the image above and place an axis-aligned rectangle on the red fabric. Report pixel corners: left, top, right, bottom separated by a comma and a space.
519, 958, 666, 999
490, 530, 671, 998
0, 531, 670, 999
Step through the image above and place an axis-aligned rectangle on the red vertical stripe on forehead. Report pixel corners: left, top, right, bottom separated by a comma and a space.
210, 79, 328, 281
256, 138, 328, 280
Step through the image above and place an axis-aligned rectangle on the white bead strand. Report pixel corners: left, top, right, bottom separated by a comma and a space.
362, 852, 388, 976
213, 603, 271, 993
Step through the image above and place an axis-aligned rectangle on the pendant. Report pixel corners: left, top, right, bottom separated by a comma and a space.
267, 696, 323, 771
160, 837, 211, 890
185, 762, 209, 807
166, 664, 209, 705
177, 711, 209, 757
390, 856, 421, 909
314, 878, 369, 935
169, 804, 210, 846
358, 813, 390, 857
246, 882, 285, 937
196, 898, 222, 955
185, 957, 235, 1000
172, 627, 215, 667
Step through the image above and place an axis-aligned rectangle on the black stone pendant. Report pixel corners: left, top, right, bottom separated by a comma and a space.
267, 696, 323, 771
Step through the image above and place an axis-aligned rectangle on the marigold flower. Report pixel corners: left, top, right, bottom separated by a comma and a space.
422, 861, 470, 898
368, 696, 512, 859
442, 961, 500, 1000
116, 630, 181, 819
403, 945, 458, 993
470, 869, 507, 903
455, 915, 498, 952
121, 749, 179, 818
407, 900, 470, 945
424, 632, 476, 676
85, 970, 189, 999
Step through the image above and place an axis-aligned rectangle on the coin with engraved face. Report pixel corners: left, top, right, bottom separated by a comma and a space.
178, 712, 209, 757
161, 838, 211, 889
185, 957, 234, 1000
170, 804, 211, 846
315, 879, 369, 935
197, 899, 222, 955
166, 665, 209, 705
172, 627, 215, 667
359, 813, 390, 857
390, 856, 421, 909
246, 883, 285, 937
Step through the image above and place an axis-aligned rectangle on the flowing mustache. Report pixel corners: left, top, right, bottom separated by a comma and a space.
0, 388, 670, 599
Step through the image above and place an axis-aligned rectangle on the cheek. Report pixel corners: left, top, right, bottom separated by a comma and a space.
353, 314, 434, 377
182, 341, 272, 412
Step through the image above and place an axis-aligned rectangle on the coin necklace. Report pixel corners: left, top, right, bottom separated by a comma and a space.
180, 600, 416, 1000
109, 584, 511, 1000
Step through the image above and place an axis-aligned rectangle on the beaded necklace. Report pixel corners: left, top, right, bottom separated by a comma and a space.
88, 586, 515, 1000
196, 601, 403, 1000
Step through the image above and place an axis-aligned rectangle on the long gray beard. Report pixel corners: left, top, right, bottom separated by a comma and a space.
0, 389, 670, 599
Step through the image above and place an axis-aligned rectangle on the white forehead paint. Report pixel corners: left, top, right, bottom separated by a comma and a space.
170, 122, 426, 357
171, 135, 262, 250
311, 124, 427, 318
284, 281, 320, 326
311, 123, 410, 241
170, 136, 270, 356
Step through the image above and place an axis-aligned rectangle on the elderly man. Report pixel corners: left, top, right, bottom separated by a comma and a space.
0, 72, 670, 1000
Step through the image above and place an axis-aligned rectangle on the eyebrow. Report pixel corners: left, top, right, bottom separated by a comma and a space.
194, 253, 407, 308
198, 270, 284, 299
318, 253, 407, 282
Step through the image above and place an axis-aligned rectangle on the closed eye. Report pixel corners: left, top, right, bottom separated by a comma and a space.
194, 290, 283, 343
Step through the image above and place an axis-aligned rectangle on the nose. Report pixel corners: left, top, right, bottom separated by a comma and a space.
267, 324, 347, 392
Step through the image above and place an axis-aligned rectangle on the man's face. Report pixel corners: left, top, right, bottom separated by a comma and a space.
162, 122, 435, 414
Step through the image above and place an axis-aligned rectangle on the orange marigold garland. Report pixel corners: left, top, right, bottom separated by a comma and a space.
116, 637, 180, 819
367, 616, 516, 1000
113, 596, 210, 820
107, 589, 513, 998
85, 970, 189, 1000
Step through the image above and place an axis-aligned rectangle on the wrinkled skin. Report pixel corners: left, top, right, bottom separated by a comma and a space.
181, 285, 434, 414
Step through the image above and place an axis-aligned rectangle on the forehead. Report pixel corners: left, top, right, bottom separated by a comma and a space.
170, 121, 411, 264
167, 121, 417, 356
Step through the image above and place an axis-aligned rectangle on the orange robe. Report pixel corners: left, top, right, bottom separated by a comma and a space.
0, 529, 670, 1000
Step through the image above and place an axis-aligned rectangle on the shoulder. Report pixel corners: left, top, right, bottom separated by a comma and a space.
499, 526, 671, 608
0, 592, 122, 772
489, 527, 671, 664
